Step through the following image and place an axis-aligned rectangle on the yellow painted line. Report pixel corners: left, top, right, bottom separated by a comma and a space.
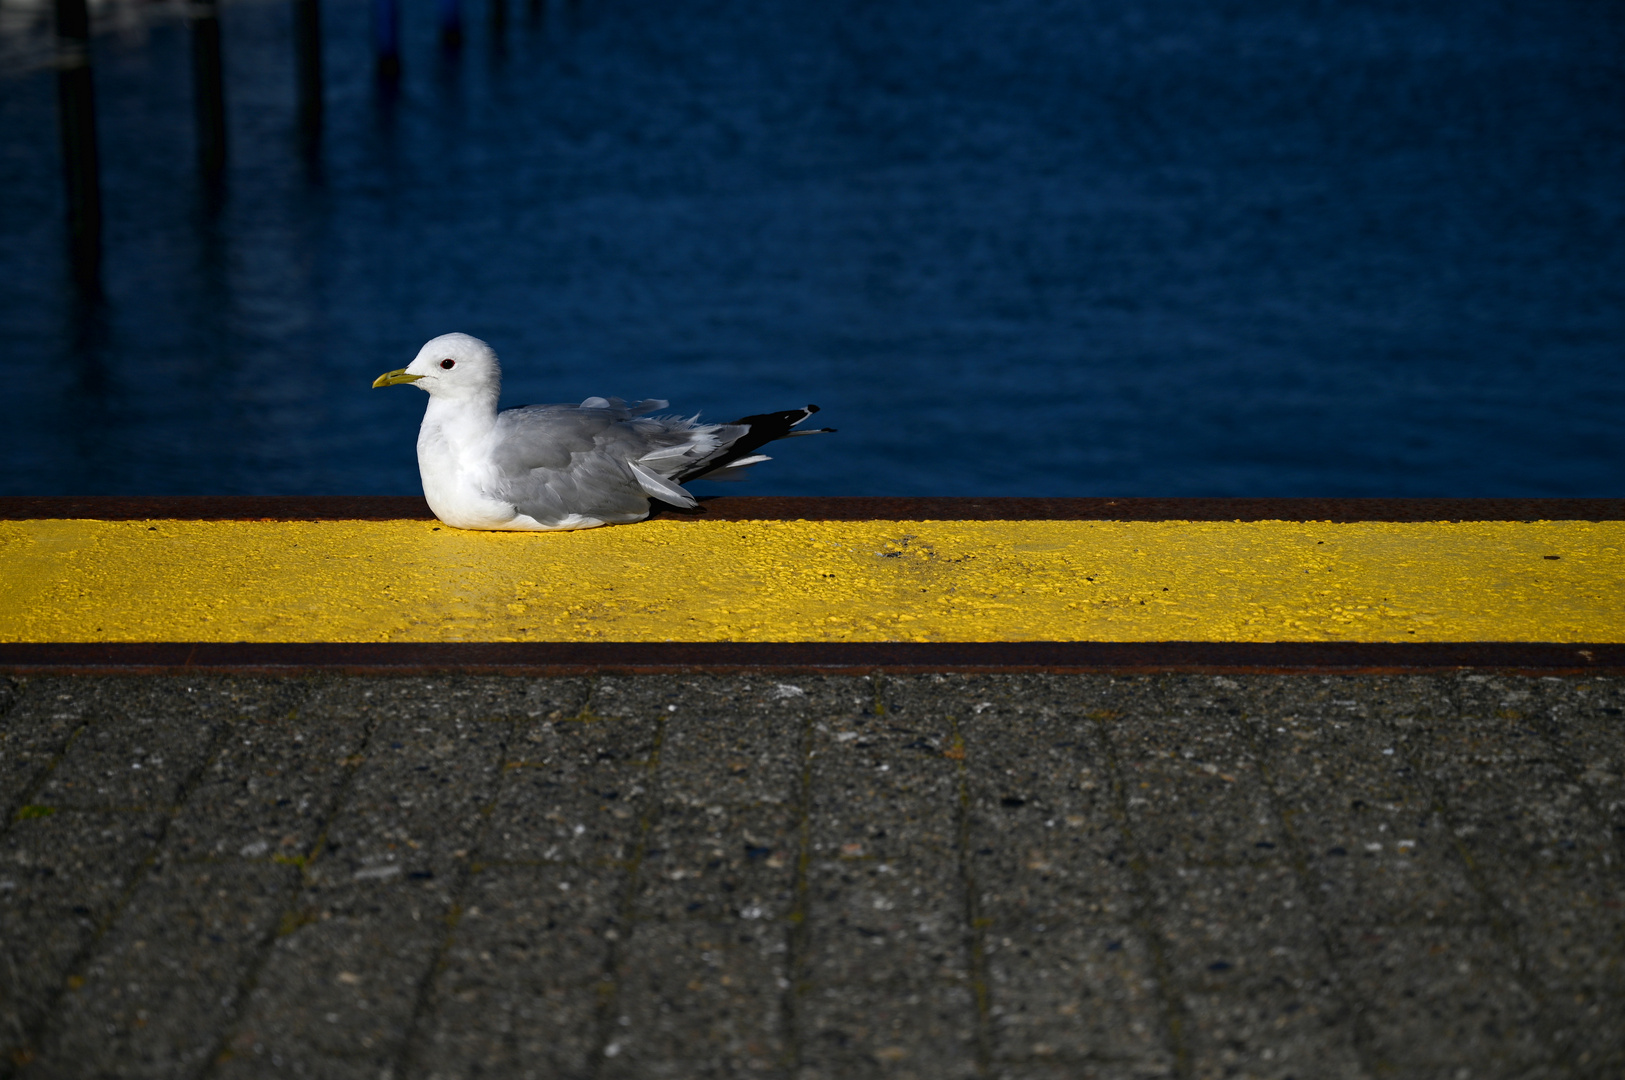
0, 519, 1620, 644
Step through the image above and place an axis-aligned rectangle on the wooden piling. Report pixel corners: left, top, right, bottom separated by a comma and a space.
190, 0, 228, 179
373, 0, 400, 81
438, 0, 463, 48
53, 0, 100, 288
293, 0, 323, 145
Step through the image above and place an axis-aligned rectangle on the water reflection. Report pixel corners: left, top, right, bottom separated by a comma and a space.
1, 0, 1621, 496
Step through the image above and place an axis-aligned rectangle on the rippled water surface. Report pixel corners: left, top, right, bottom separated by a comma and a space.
2, 0, 1621, 496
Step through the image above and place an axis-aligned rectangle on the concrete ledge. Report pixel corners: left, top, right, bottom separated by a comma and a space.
3, 512, 1621, 646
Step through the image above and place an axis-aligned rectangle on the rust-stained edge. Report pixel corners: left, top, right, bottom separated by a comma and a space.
1, 642, 1619, 677
2, 495, 1622, 523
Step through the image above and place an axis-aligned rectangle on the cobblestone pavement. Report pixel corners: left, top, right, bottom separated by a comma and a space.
1, 672, 1621, 1080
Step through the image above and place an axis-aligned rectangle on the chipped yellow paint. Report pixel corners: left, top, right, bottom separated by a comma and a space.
0, 518, 1620, 643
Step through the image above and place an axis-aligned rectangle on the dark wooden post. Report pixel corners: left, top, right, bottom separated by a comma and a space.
438, 0, 463, 48
190, 0, 228, 180
373, 0, 400, 81
293, 0, 323, 145
489, 0, 506, 45
54, 0, 101, 288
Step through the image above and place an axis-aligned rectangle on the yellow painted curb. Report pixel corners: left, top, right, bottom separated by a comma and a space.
1, 518, 1620, 644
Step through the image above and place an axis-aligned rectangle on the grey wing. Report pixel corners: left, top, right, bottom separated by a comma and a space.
487, 402, 747, 523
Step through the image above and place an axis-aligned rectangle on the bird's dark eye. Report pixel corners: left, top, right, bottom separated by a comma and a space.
440, 358, 455, 369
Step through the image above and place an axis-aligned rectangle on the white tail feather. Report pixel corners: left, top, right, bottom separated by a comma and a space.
697, 454, 771, 482
639, 443, 700, 463
627, 460, 698, 507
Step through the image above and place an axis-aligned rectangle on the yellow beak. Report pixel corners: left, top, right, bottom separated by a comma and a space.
372, 369, 425, 388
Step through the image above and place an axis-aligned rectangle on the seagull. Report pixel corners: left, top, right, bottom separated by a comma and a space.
373, 333, 834, 530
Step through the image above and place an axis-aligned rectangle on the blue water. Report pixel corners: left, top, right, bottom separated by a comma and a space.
2, 0, 1622, 496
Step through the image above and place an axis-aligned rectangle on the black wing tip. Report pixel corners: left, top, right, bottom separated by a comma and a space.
806, 404, 821, 414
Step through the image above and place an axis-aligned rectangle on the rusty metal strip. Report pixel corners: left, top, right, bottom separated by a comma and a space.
0, 496, 436, 521
2, 496, 1622, 523
1, 642, 1619, 676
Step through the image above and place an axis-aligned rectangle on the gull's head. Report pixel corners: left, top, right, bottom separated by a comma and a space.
372, 333, 502, 402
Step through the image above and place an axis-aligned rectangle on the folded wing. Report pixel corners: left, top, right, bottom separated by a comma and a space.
486, 398, 833, 525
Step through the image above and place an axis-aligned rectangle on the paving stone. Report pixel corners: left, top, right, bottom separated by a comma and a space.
0, 679, 88, 820
30, 713, 223, 811
518, 677, 598, 719
988, 1064, 1165, 1080
0, 810, 167, 1064
302, 711, 511, 892
956, 679, 1167, 1070
485, 713, 659, 866
307, 676, 576, 725
25, 681, 301, 813
214, 881, 448, 1080
960, 679, 1140, 926
9, 678, 302, 732
1526, 676, 1625, 851
30, 860, 298, 1080
807, 703, 960, 864
631, 688, 810, 922
881, 672, 1124, 725
165, 700, 372, 862
597, 673, 868, 731
598, 687, 812, 1078
982, 924, 1166, 1073
1413, 691, 1620, 900
1255, 702, 1480, 928
638, 804, 798, 923
1393, 684, 1625, 1068
1100, 678, 1367, 1079
604, 918, 790, 1079
217, 702, 517, 1077
786, 679, 987, 1077
1147, 862, 1364, 1079
880, 672, 995, 719
1334, 923, 1550, 1078
653, 676, 839, 808
404, 864, 620, 1080
798, 852, 979, 1080
0, 673, 1619, 1080
14, 679, 310, 814
1104, 677, 1292, 866
1145, 860, 1330, 982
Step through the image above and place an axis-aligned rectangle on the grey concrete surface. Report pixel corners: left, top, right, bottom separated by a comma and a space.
0, 672, 1621, 1080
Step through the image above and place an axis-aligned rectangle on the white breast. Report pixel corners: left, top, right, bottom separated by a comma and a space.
415, 413, 610, 531
414, 410, 518, 529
